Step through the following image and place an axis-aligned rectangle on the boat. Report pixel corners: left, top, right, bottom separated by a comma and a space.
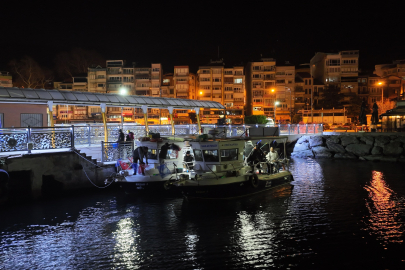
113, 136, 191, 194
174, 133, 294, 200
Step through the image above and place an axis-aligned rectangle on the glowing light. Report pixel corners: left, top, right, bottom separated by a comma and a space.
119, 87, 128, 95
378, 82, 383, 85
199, 91, 203, 95
275, 101, 280, 105
271, 89, 275, 92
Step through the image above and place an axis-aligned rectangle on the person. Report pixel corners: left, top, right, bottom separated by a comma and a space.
244, 140, 254, 160
117, 129, 125, 142
266, 147, 279, 173
159, 142, 170, 165
184, 151, 194, 170
133, 146, 148, 175
126, 130, 134, 141
247, 142, 265, 173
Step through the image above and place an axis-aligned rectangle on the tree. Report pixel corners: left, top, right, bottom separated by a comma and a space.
188, 112, 197, 123
376, 100, 395, 116
318, 84, 344, 109
55, 48, 105, 79
9, 56, 52, 88
346, 95, 370, 120
244, 115, 268, 124
292, 114, 302, 124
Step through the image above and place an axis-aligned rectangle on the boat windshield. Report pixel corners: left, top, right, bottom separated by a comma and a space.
193, 149, 203, 161
147, 149, 158, 160
203, 150, 219, 162
220, 149, 238, 161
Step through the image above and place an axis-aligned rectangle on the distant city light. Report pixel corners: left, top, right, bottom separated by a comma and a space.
200, 91, 203, 95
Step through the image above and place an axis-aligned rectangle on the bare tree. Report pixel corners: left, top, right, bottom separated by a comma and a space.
376, 100, 396, 116
55, 48, 105, 79
9, 56, 52, 89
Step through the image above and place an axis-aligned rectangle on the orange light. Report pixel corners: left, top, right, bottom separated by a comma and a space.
200, 91, 203, 95
378, 82, 383, 85
271, 89, 275, 92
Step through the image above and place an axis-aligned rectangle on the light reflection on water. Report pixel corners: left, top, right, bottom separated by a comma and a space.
363, 170, 404, 244
0, 158, 405, 269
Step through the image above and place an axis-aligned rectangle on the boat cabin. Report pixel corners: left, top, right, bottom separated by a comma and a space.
190, 139, 245, 173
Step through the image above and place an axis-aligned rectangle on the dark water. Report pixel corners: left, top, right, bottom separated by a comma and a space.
1, 159, 405, 270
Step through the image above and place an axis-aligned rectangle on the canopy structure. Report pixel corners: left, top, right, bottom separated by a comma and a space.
0, 86, 224, 137
0, 87, 225, 109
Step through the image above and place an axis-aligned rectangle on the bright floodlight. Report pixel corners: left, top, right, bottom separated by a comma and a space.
378, 82, 383, 85
119, 87, 128, 95
271, 89, 275, 92
275, 101, 280, 105
200, 91, 203, 95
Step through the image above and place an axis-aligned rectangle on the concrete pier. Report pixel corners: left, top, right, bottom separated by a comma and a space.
0, 149, 116, 204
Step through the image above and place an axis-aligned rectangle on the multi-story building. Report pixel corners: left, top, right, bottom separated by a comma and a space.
197, 60, 245, 124
246, 58, 276, 118
0, 71, 12, 87
106, 60, 134, 95
274, 64, 295, 121
310, 50, 359, 104
374, 60, 405, 101
88, 65, 106, 93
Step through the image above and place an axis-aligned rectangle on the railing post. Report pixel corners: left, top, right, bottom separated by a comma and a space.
71, 125, 75, 150
101, 141, 105, 162
87, 124, 91, 146
297, 124, 300, 134
288, 124, 291, 135
306, 124, 308, 134
27, 125, 31, 154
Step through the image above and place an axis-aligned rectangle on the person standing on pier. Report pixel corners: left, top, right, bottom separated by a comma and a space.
117, 129, 125, 142
126, 130, 134, 141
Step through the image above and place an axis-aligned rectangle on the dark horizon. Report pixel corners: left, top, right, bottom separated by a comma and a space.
2, 1, 404, 74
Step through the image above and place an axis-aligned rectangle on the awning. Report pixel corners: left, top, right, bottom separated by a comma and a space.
0, 87, 225, 110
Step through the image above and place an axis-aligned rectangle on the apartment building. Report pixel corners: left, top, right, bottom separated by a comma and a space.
88, 66, 106, 93
106, 60, 134, 95
310, 50, 359, 103
374, 60, 405, 100
294, 72, 324, 113
274, 64, 295, 121
197, 60, 245, 124
0, 71, 12, 87
246, 58, 277, 118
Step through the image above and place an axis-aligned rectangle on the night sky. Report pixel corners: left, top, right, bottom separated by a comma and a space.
2, 1, 404, 73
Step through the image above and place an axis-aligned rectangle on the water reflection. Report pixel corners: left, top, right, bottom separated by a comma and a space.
113, 217, 142, 269
363, 170, 404, 244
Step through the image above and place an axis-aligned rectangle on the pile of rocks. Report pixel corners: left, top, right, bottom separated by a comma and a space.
291, 134, 405, 162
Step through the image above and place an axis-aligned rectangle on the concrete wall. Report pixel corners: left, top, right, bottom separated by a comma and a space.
0, 104, 48, 127
0, 151, 116, 203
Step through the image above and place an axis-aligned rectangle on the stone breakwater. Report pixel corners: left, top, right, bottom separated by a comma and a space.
291, 134, 405, 162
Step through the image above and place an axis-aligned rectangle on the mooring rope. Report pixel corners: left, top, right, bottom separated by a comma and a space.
82, 167, 116, 189
72, 149, 103, 168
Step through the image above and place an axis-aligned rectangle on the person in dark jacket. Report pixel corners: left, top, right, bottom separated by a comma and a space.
184, 151, 194, 169
126, 130, 134, 141
117, 129, 125, 142
247, 142, 265, 173
133, 146, 148, 175
159, 142, 170, 164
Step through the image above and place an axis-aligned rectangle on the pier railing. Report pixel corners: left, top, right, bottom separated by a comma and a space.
101, 142, 134, 163
0, 124, 323, 153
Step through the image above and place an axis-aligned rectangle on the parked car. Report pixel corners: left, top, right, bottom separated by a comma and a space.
322, 123, 330, 130
342, 122, 355, 130
330, 123, 340, 130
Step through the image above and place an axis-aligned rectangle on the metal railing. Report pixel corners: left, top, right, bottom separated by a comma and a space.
0, 124, 323, 153
101, 141, 133, 162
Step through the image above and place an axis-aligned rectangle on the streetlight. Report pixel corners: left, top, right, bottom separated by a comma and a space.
378, 81, 384, 105
274, 101, 280, 123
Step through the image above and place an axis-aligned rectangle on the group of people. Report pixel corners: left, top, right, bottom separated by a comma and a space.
244, 140, 281, 174
117, 129, 135, 142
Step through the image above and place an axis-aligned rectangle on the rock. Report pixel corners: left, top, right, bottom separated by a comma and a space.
383, 141, 403, 156
374, 136, 391, 147
291, 149, 314, 158
309, 136, 323, 148
371, 146, 383, 155
341, 136, 360, 146
346, 144, 372, 156
362, 155, 398, 162
334, 152, 357, 159
294, 142, 310, 152
328, 136, 340, 144
360, 136, 374, 146
398, 158, 405, 163
390, 135, 398, 140
359, 157, 366, 161
326, 140, 346, 153
312, 146, 333, 158
297, 136, 310, 144
394, 136, 405, 145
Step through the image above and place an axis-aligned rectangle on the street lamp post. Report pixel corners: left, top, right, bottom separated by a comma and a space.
274, 101, 280, 123
119, 87, 128, 126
